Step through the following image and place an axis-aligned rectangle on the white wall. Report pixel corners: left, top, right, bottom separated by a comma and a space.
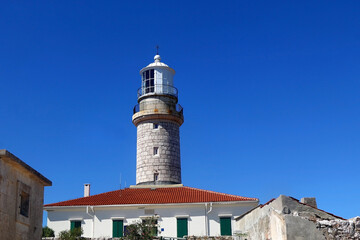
47, 208, 93, 237
208, 204, 256, 236
47, 202, 257, 238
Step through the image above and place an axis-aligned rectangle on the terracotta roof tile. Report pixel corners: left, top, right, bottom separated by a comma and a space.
44, 186, 258, 207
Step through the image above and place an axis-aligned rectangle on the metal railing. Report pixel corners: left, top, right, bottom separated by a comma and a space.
137, 84, 178, 98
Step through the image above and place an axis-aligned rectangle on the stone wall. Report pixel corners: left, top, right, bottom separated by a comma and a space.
0, 150, 51, 240
136, 120, 181, 185
317, 217, 360, 239
235, 195, 354, 240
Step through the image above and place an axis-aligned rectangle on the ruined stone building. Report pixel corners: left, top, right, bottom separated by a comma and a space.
44, 55, 259, 238
0, 149, 52, 240
235, 195, 360, 240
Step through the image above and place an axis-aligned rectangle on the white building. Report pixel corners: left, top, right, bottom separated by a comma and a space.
45, 185, 258, 238
44, 54, 259, 238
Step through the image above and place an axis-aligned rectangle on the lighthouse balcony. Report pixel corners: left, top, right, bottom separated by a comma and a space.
137, 84, 178, 99
132, 100, 184, 126
133, 102, 183, 115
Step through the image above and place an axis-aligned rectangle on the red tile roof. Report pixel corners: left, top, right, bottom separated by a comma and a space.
44, 186, 258, 207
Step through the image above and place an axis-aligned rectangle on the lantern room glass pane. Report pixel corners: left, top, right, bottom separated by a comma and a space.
143, 69, 155, 94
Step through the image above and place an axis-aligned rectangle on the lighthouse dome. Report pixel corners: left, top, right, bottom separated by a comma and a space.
140, 54, 175, 75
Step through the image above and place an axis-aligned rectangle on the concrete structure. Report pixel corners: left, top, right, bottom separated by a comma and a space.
0, 149, 52, 240
44, 54, 259, 239
234, 195, 354, 240
132, 54, 184, 185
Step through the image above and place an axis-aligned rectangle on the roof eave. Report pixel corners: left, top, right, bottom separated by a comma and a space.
44, 200, 259, 210
139, 65, 175, 75
0, 149, 52, 186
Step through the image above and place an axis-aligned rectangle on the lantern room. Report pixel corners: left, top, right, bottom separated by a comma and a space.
138, 55, 177, 100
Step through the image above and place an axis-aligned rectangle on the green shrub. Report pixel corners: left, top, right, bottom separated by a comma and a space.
58, 227, 85, 240
42, 226, 55, 237
123, 217, 158, 240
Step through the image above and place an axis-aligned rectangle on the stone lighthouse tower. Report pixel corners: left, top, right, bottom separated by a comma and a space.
132, 54, 184, 185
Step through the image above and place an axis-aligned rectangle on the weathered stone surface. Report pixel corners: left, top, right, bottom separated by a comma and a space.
0, 150, 52, 240
234, 195, 354, 240
317, 217, 360, 239
301, 197, 317, 208
136, 120, 181, 185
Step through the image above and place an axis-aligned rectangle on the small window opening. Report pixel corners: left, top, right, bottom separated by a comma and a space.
154, 173, 159, 181
153, 123, 159, 129
153, 147, 159, 156
19, 191, 30, 217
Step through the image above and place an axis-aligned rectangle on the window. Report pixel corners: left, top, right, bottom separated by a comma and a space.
16, 181, 31, 224
153, 147, 159, 156
70, 220, 81, 231
19, 191, 30, 217
220, 217, 232, 236
113, 219, 124, 238
153, 123, 159, 129
154, 172, 159, 181
142, 69, 155, 94
177, 218, 188, 238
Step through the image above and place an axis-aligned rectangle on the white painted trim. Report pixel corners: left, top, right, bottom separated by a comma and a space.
175, 215, 189, 218
69, 218, 83, 221
111, 217, 125, 220
218, 214, 232, 217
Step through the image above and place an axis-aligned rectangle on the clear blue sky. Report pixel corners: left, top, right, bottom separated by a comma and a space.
0, 1, 359, 226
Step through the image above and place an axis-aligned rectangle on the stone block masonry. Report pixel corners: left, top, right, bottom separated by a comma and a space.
136, 120, 181, 185
317, 217, 360, 239
0, 150, 51, 240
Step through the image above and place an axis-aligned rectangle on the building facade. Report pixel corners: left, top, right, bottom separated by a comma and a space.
44, 54, 258, 238
45, 186, 258, 238
0, 149, 52, 240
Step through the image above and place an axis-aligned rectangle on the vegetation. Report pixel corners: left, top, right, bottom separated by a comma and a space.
42, 226, 55, 237
122, 217, 158, 240
58, 227, 85, 240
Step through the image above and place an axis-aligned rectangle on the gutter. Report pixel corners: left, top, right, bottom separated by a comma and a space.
85, 206, 95, 238
205, 202, 213, 236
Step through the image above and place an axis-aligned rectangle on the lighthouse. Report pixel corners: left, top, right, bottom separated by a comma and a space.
132, 54, 184, 185
45, 54, 259, 238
